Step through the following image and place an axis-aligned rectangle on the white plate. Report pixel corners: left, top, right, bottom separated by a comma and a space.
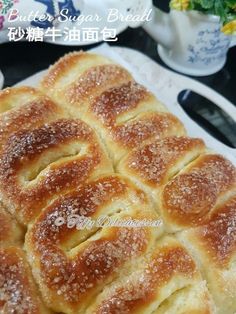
16, 44, 236, 165
0, 70, 4, 89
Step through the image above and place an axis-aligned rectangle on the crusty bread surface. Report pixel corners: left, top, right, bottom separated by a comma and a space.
0, 52, 235, 313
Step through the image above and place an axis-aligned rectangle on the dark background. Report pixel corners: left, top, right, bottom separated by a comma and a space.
0, 0, 235, 147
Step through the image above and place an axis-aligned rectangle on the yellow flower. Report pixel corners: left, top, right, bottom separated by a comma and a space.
221, 20, 236, 35
170, 0, 190, 10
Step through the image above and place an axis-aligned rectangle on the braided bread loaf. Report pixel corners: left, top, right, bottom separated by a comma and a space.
0, 51, 235, 314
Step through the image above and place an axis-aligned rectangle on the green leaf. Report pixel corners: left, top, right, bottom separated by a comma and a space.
225, 0, 236, 9
199, 0, 215, 9
189, 0, 195, 10
169, 0, 236, 25
214, 0, 227, 22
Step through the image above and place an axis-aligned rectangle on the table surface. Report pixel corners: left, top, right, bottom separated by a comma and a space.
0, 1, 235, 147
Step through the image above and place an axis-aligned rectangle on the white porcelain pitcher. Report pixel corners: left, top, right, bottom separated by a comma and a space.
143, 8, 236, 76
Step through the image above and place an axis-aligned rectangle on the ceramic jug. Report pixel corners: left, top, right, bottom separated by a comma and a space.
143, 7, 236, 76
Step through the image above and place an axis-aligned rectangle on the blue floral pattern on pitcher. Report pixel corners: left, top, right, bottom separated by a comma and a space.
187, 28, 231, 65
31, 0, 81, 28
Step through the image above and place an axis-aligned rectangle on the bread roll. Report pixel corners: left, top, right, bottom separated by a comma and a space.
0, 87, 112, 224
0, 51, 235, 313
25, 175, 163, 313
0, 191, 49, 313
178, 194, 236, 313
118, 136, 206, 198
86, 236, 215, 314
40, 52, 186, 163
160, 154, 236, 231
0, 205, 23, 245
0, 86, 64, 147
0, 246, 51, 313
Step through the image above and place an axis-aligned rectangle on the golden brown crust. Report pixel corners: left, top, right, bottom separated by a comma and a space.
87, 237, 214, 314
2, 51, 236, 313
178, 194, 236, 314
0, 205, 23, 245
84, 82, 185, 162
27, 175, 152, 246
41, 52, 115, 92
0, 87, 65, 147
90, 81, 153, 126
25, 175, 162, 313
180, 194, 236, 267
41, 52, 87, 90
0, 118, 112, 224
113, 112, 185, 149
0, 247, 50, 313
196, 195, 236, 266
93, 247, 195, 313
40, 52, 126, 118
118, 136, 205, 192
65, 64, 132, 106
0, 86, 39, 112
40, 52, 185, 163
161, 154, 236, 230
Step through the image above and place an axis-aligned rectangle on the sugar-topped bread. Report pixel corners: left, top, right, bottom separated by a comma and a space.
25, 174, 163, 313
178, 194, 236, 314
40, 52, 186, 163
0, 52, 235, 313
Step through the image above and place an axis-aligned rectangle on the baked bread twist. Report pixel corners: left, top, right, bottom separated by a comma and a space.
0, 87, 112, 225
40, 52, 185, 163
0, 51, 235, 313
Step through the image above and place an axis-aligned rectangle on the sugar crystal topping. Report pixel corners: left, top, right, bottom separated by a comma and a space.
127, 137, 204, 184
91, 82, 149, 126
66, 65, 131, 105
0, 248, 40, 314
163, 155, 236, 221
0, 53, 236, 314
